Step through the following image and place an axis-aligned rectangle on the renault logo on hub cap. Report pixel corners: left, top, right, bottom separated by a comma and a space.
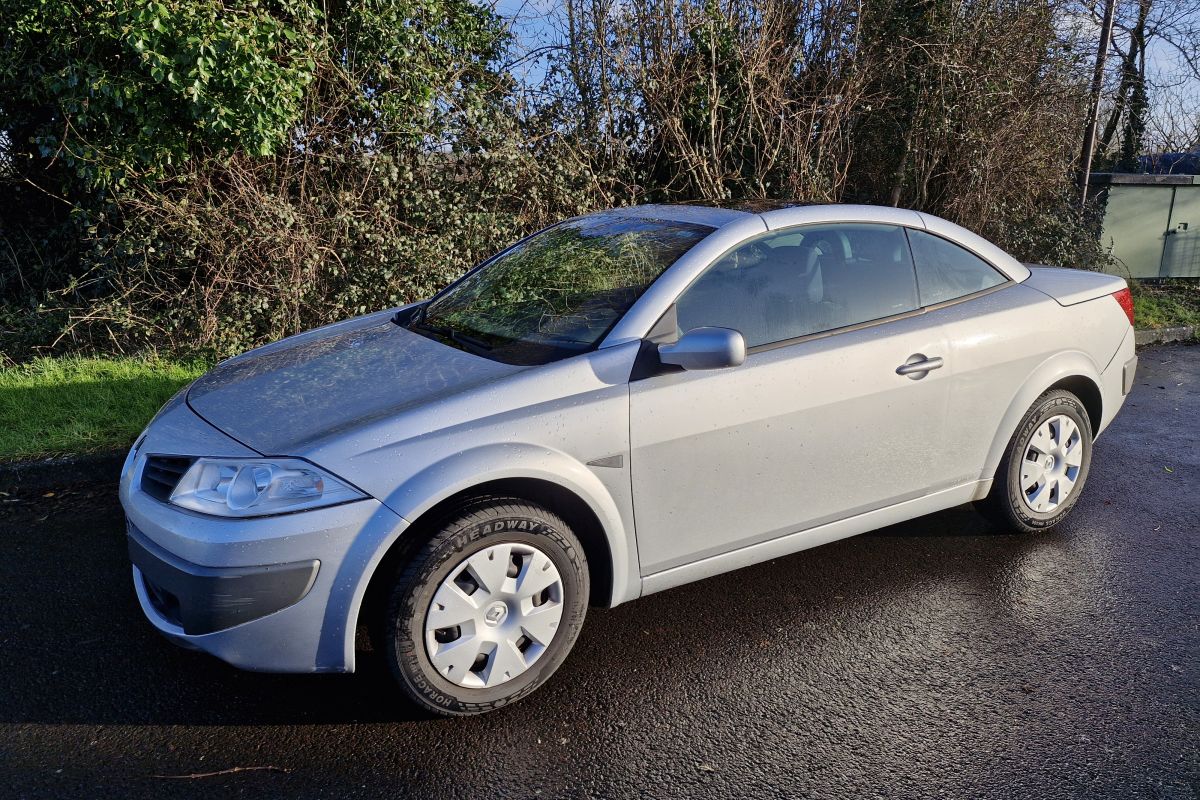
484, 602, 508, 627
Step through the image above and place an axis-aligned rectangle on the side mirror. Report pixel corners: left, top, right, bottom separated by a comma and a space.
658, 327, 746, 371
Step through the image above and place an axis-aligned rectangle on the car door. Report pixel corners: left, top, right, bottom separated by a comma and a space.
903, 226, 1044, 486
629, 223, 955, 576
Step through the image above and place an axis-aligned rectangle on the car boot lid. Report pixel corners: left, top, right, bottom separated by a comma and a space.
1022, 265, 1128, 307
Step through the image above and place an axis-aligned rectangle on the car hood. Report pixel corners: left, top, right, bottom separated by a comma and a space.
186, 309, 526, 455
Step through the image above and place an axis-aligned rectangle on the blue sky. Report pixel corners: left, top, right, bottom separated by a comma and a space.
492, 0, 558, 88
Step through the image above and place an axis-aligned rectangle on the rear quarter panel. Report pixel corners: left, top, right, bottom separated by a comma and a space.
931, 283, 1130, 491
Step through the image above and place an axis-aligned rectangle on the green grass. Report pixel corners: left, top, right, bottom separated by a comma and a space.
1132, 280, 1200, 331
0, 356, 209, 461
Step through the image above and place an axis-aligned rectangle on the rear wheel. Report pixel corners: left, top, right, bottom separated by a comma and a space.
381, 497, 589, 716
975, 389, 1093, 534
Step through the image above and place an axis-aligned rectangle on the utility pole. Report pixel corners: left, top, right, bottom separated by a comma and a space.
1079, 0, 1117, 205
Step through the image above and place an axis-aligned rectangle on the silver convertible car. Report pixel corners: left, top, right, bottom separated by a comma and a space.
121, 202, 1138, 715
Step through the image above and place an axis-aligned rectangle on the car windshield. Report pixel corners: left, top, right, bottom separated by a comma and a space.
412, 213, 714, 365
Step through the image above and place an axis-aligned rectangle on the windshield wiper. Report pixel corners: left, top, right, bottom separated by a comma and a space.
407, 316, 493, 356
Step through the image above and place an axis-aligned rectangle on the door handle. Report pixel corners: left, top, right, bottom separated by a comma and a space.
896, 354, 944, 378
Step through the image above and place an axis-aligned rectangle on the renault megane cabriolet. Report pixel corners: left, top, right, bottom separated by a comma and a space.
121, 202, 1138, 715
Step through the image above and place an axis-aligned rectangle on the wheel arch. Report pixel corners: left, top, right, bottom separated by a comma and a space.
1046, 374, 1102, 437
981, 352, 1104, 486
347, 445, 637, 669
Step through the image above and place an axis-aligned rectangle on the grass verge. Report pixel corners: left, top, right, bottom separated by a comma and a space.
0, 356, 208, 461
1132, 280, 1200, 331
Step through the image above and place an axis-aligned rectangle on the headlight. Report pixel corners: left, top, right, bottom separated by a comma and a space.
168, 458, 366, 517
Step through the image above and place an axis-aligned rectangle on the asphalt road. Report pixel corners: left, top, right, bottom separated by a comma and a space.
2, 344, 1197, 799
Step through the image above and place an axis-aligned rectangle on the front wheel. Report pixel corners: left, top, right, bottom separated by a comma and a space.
381, 497, 589, 716
975, 389, 1093, 534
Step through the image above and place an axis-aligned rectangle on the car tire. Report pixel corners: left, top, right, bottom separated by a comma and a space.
975, 389, 1094, 534
381, 496, 589, 716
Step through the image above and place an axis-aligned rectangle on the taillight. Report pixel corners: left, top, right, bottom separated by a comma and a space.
1112, 287, 1134, 327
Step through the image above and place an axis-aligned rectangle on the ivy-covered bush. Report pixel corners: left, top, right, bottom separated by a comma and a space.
0, 0, 591, 358
2, 0, 321, 189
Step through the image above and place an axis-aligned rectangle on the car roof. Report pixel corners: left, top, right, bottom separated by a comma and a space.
599, 200, 1030, 296
605, 202, 1028, 280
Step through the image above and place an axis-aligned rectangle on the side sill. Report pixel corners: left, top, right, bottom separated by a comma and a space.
639, 481, 985, 597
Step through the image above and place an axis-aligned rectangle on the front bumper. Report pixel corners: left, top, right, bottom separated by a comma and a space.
128, 522, 319, 635
119, 398, 410, 673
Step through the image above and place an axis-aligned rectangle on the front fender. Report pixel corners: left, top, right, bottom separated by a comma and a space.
977, 349, 1103, 493
386, 443, 636, 605
334, 442, 638, 668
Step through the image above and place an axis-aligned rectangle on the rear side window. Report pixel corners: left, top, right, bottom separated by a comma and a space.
675, 223, 920, 348
907, 229, 1007, 306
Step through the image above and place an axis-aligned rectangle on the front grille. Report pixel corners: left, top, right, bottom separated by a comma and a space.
140, 455, 195, 501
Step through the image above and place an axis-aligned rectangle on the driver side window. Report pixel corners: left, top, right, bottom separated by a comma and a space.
674, 224, 920, 348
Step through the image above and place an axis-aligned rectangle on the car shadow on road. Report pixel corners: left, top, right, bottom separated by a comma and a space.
0, 482, 1057, 729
